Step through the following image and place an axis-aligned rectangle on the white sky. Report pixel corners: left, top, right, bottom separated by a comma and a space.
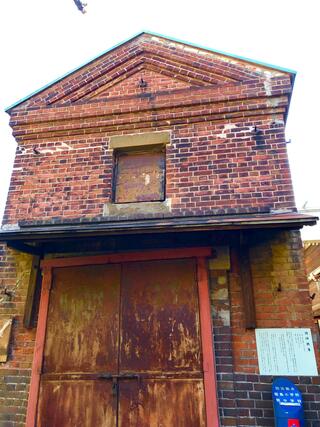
0, 0, 319, 239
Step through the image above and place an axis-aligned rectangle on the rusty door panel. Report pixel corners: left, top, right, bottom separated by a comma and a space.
118, 379, 206, 427
114, 149, 165, 203
37, 380, 116, 427
36, 258, 207, 426
38, 264, 120, 426
120, 259, 202, 373
43, 264, 121, 374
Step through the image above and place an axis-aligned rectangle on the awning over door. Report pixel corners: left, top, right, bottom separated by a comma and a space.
0, 211, 317, 254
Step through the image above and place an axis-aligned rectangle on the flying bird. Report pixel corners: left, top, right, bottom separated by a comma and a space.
73, 0, 87, 13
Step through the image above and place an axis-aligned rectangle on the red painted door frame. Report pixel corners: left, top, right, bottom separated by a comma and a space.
26, 247, 219, 427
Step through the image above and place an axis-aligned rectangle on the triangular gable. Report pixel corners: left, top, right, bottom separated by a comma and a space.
87, 68, 194, 101
6, 31, 295, 111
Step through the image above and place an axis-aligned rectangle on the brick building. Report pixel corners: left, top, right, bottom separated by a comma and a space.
0, 32, 319, 426
304, 240, 320, 326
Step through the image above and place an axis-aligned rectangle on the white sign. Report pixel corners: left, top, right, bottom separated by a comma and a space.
255, 328, 318, 376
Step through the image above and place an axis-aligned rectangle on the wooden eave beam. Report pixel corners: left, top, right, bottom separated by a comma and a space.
7, 241, 42, 256
23, 255, 42, 329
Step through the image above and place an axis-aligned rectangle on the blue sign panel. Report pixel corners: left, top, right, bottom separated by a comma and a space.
272, 378, 304, 427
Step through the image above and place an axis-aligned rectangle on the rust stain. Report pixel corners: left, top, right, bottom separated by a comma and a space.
114, 148, 165, 203
38, 259, 206, 426
120, 259, 202, 372
119, 379, 205, 427
43, 264, 121, 374
37, 380, 116, 427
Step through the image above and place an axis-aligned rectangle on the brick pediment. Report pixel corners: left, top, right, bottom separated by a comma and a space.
8, 32, 291, 111
86, 66, 195, 101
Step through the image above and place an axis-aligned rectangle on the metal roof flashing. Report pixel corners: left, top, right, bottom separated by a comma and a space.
5, 31, 297, 113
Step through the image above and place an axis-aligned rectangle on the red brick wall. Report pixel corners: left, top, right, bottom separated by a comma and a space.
10, 34, 270, 108
229, 231, 320, 373
1, 232, 319, 426
3, 115, 295, 225
304, 242, 320, 318
0, 245, 35, 426
4, 34, 295, 226
210, 231, 320, 425
94, 68, 192, 99
1, 34, 317, 426
304, 243, 320, 275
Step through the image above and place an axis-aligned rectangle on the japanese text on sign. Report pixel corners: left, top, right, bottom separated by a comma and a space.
255, 328, 318, 376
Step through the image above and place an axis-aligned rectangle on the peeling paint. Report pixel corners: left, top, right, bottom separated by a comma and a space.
216, 124, 236, 139
23, 142, 75, 155
144, 173, 151, 186
271, 118, 284, 126
267, 98, 280, 108
263, 76, 273, 96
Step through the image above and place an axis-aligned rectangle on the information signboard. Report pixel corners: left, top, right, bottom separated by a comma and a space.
255, 328, 318, 376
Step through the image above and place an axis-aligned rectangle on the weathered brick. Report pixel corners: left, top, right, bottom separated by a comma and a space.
1, 33, 319, 426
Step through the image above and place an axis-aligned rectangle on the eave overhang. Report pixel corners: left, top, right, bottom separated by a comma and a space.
0, 213, 317, 248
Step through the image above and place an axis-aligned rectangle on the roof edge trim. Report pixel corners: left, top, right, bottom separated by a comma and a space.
5, 31, 146, 112
5, 30, 297, 113
144, 30, 297, 75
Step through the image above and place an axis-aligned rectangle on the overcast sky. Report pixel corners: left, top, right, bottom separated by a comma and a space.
0, 0, 319, 238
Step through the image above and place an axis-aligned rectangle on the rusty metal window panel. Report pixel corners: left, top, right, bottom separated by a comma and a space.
113, 146, 165, 203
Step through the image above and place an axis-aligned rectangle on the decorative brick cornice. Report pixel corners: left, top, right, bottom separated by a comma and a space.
9, 79, 290, 141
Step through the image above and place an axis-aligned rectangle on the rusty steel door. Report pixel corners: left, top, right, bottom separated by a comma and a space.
119, 259, 205, 426
37, 264, 121, 427
36, 258, 206, 426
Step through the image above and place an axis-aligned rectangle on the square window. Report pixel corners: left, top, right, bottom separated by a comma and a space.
113, 146, 165, 203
